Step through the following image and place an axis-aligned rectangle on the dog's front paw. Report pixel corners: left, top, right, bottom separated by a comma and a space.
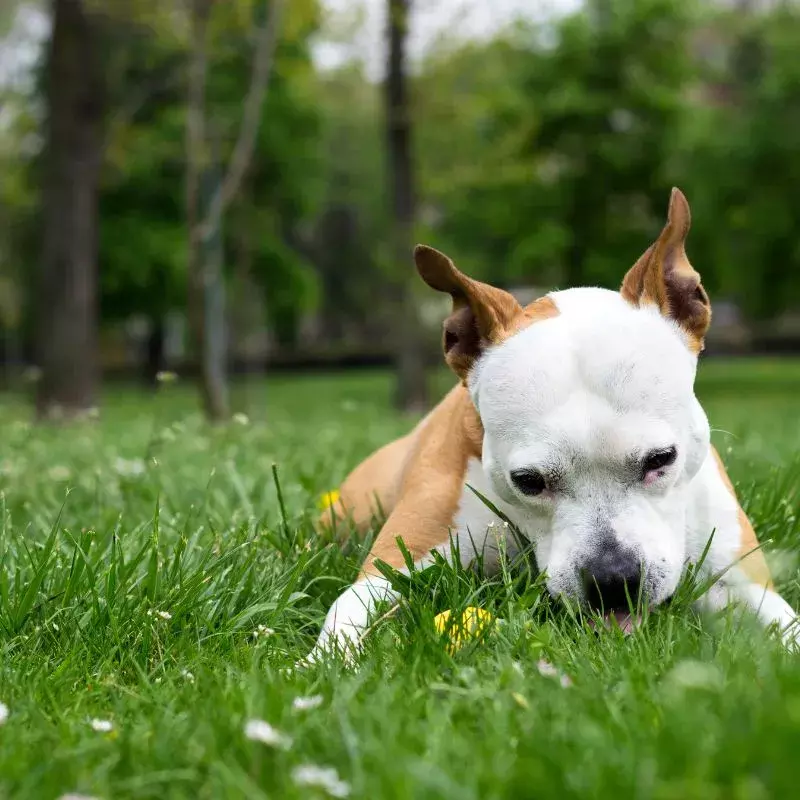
778, 615, 800, 651
295, 627, 362, 670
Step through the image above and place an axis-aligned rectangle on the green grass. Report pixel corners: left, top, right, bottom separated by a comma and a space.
1, 359, 799, 800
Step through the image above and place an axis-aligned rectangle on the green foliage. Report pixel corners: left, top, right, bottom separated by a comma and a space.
680, 6, 800, 319
4, 0, 800, 347
0, 365, 799, 797
98, 1, 323, 334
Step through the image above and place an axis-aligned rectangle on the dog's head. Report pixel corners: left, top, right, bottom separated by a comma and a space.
416, 189, 712, 621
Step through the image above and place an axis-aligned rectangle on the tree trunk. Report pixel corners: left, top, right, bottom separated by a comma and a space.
385, 0, 428, 413
185, 0, 226, 420
185, 0, 283, 422
144, 316, 165, 388
36, 0, 104, 420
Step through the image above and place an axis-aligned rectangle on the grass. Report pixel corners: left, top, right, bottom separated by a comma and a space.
0, 358, 799, 800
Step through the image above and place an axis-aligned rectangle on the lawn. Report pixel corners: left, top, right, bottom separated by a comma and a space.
1, 359, 799, 800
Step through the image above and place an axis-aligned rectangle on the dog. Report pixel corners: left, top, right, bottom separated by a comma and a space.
305, 188, 797, 663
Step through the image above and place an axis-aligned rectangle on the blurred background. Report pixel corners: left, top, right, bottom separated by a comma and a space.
1, 0, 799, 422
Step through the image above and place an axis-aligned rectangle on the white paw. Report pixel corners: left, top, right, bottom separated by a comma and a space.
296, 627, 361, 669
778, 615, 800, 651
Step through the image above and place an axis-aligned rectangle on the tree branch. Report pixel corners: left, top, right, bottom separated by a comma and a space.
199, 0, 284, 242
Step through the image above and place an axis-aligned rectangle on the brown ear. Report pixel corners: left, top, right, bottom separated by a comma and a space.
414, 245, 523, 381
621, 188, 711, 353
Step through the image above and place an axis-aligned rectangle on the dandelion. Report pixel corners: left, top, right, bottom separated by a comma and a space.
89, 718, 113, 733
0, 702, 8, 725
232, 412, 250, 426
244, 719, 292, 749
292, 765, 350, 798
156, 371, 178, 384
317, 489, 341, 511
180, 669, 195, 684
252, 624, 275, 639
293, 694, 323, 712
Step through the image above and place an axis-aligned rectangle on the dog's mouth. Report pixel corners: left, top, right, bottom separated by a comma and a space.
589, 610, 643, 635
605, 610, 642, 634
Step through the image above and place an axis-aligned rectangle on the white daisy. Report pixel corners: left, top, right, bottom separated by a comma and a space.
291, 764, 350, 798
114, 457, 146, 478
0, 702, 8, 725
536, 659, 558, 678
57, 794, 101, 800
292, 694, 323, 712
89, 718, 113, 733
244, 719, 292, 749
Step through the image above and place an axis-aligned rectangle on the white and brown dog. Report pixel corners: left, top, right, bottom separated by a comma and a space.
305, 188, 797, 663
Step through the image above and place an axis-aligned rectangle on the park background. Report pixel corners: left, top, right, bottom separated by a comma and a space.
1, 0, 800, 421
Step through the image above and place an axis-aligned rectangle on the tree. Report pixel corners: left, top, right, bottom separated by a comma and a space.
385, 0, 428, 412
186, 0, 283, 421
680, 3, 800, 321
35, 0, 105, 420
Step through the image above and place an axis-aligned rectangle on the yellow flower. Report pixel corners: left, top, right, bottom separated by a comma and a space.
434, 606, 495, 653
317, 489, 341, 511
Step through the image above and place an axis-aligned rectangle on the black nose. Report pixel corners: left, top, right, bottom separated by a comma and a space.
582, 544, 643, 611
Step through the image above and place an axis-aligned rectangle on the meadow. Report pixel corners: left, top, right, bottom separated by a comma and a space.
1, 359, 799, 800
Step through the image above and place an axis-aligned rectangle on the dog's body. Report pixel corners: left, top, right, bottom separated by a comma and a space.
306, 190, 797, 663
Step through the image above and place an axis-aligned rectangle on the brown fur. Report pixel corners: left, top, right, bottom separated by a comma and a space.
414, 245, 555, 382
360, 384, 483, 576
711, 446, 773, 589
621, 188, 711, 354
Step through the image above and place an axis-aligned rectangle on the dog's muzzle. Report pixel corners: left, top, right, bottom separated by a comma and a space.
580, 538, 645, 633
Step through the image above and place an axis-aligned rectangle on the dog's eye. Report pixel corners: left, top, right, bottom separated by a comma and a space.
510, 469, 547, 496
642, 446, 677, 477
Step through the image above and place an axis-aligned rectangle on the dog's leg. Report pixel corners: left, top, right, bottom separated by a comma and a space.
302, 386, 493, 666
301, 575, 399, 665
697, 573, 799, 648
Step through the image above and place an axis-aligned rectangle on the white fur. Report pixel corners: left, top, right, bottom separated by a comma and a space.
468, 287, 795, 636
303, 575, 398, 665
306, 287, 797, 662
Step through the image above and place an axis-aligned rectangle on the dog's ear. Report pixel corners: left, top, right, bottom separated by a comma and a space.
621, 188, 711, 353
414, 245, 523, 381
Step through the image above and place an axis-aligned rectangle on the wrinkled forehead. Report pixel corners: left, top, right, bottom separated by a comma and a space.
471, 288, 698, 435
